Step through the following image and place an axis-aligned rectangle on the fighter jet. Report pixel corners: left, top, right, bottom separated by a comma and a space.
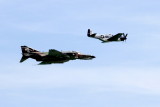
20, 46, 95, 65
87, 29, 128, 43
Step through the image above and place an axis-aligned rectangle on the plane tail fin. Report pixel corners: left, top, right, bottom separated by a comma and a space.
20, 46, 39, 63
87, 29, 96, 37
87, 29, 92, 36
21, 46, 39, 54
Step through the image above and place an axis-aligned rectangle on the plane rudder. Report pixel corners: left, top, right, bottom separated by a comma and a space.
21, 45, 39, 53
21, 46, 28, 53
87, 29, 92, 36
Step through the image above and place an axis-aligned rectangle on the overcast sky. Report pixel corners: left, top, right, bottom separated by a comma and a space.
1, 0, 160, 107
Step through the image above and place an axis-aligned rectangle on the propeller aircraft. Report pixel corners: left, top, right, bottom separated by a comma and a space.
87, 29, 128, 43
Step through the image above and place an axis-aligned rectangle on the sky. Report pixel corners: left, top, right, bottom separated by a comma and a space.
1, 0, 160, 107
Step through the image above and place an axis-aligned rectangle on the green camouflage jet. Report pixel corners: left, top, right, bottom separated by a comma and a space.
87, 29, 128, 43
20, 46, 95, 65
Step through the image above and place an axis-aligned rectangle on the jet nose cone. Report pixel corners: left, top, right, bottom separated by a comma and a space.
84, 55, 96, 60
78, 54, 96, 60
90, 55, 96, 58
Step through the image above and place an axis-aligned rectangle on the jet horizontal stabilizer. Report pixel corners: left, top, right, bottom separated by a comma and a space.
20, 56, 29, 63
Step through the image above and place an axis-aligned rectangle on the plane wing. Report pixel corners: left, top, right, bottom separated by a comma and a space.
38, 60, 69, 65
48, 49, 69, 58
107, 33, 122, 41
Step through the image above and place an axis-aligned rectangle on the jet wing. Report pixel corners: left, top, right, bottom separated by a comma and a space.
48, 49, 69, 58
107, 33, 122, 41
38, 60, 69, 65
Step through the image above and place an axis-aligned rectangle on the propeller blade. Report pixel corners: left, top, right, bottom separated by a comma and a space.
125, 33, 128, 37
120, 33, 127, 41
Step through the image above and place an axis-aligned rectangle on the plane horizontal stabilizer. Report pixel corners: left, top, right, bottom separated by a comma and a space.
20, 56, 29, 63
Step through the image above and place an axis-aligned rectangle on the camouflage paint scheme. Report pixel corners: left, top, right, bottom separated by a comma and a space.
20, 46, 95, 65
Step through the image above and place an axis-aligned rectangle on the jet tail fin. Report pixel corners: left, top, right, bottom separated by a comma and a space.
21, 46, 39, 54
20, 46, 39, 63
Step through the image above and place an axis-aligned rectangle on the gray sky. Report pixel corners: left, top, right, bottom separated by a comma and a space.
1, 0, 160, 107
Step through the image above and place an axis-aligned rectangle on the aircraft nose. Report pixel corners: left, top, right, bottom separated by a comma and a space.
91, 55, 96, 58
85, 55, 96, 59
78, 54, 96, 60
120, 35, 127, 41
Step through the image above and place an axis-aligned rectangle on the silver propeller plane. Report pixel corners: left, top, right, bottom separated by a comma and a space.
20, 46, 95, 65
87, 29, 128, 43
